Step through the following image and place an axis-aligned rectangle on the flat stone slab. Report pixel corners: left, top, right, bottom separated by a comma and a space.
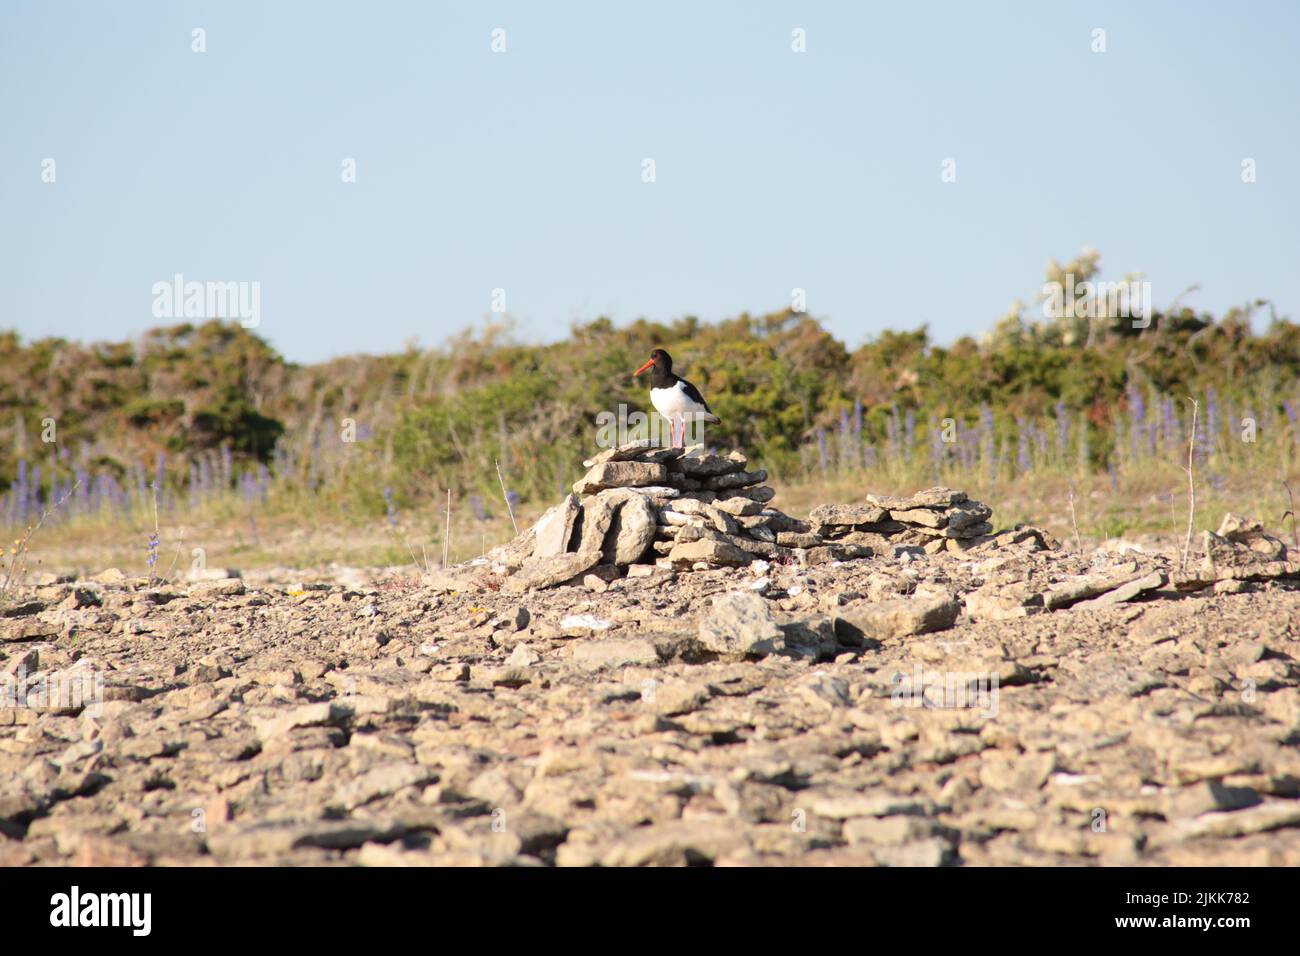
714, 496, 764, 516
701, 469, 767, 491
504, 552, 603, 592
805, 543, 873, 565
1, 619, 60, 642
891, 507, 947, 528
670, 454, 746, 478
570, 639, 659, 670
583, 440, 684, 468
615, 485, 681, 503
865, 487, 968, 511
1070, 571, 1166, 610
1043, 571, 1141, 609
1171, 558, 1300, 591
809, 504, 889, 527
810, 794, 936, 820
834, 594, 960, 641
667, 539, 752, 568
573, 461, 670, 495
945, 500, 993, 530
206, 819, 408, 860
533, 494, 580, 557
728, 485, 776, 504
965, 583, 1045, 621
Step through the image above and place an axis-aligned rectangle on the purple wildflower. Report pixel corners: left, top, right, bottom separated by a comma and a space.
1016, 418, 1030, 474
1055, 402, 1069, 459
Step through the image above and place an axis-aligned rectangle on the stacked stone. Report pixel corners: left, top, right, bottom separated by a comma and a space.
509, 470, 1056, 591
526, 440, 856, 577
1172, 513, 1298, 592
810, 487, 1053, 556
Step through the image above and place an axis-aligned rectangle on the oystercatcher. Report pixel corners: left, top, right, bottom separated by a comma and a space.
633, 348, 720, 448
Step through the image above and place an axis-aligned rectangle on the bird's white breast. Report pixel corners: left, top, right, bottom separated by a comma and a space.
650, 382, 701, 418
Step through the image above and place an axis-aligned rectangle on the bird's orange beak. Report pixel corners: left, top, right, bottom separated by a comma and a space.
634, 358, 654, 376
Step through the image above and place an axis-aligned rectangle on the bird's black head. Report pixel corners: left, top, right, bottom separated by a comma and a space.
634, 348, 673, 377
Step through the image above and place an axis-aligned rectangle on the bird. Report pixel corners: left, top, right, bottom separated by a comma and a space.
633, 348, 720, 448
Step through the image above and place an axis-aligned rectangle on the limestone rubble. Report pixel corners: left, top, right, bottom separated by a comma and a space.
493, 445, 1063, 591
2, 464, 1299, 867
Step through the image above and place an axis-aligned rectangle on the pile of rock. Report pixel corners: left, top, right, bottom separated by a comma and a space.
810, 487, 1058, 557
494, 441, 873, 590
478, 451, 1062, 592
1172, 513, 1299, 592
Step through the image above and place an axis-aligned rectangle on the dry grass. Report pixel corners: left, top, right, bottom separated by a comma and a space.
16, 459, 1295, 581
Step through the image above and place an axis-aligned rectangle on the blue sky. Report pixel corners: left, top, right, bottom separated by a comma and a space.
3, 0, 1297, 364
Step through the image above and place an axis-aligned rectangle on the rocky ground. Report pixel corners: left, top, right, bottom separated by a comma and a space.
3, 471, 1300, 867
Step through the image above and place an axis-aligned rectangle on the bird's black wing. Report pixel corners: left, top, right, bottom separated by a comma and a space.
678, 377, 714, 414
